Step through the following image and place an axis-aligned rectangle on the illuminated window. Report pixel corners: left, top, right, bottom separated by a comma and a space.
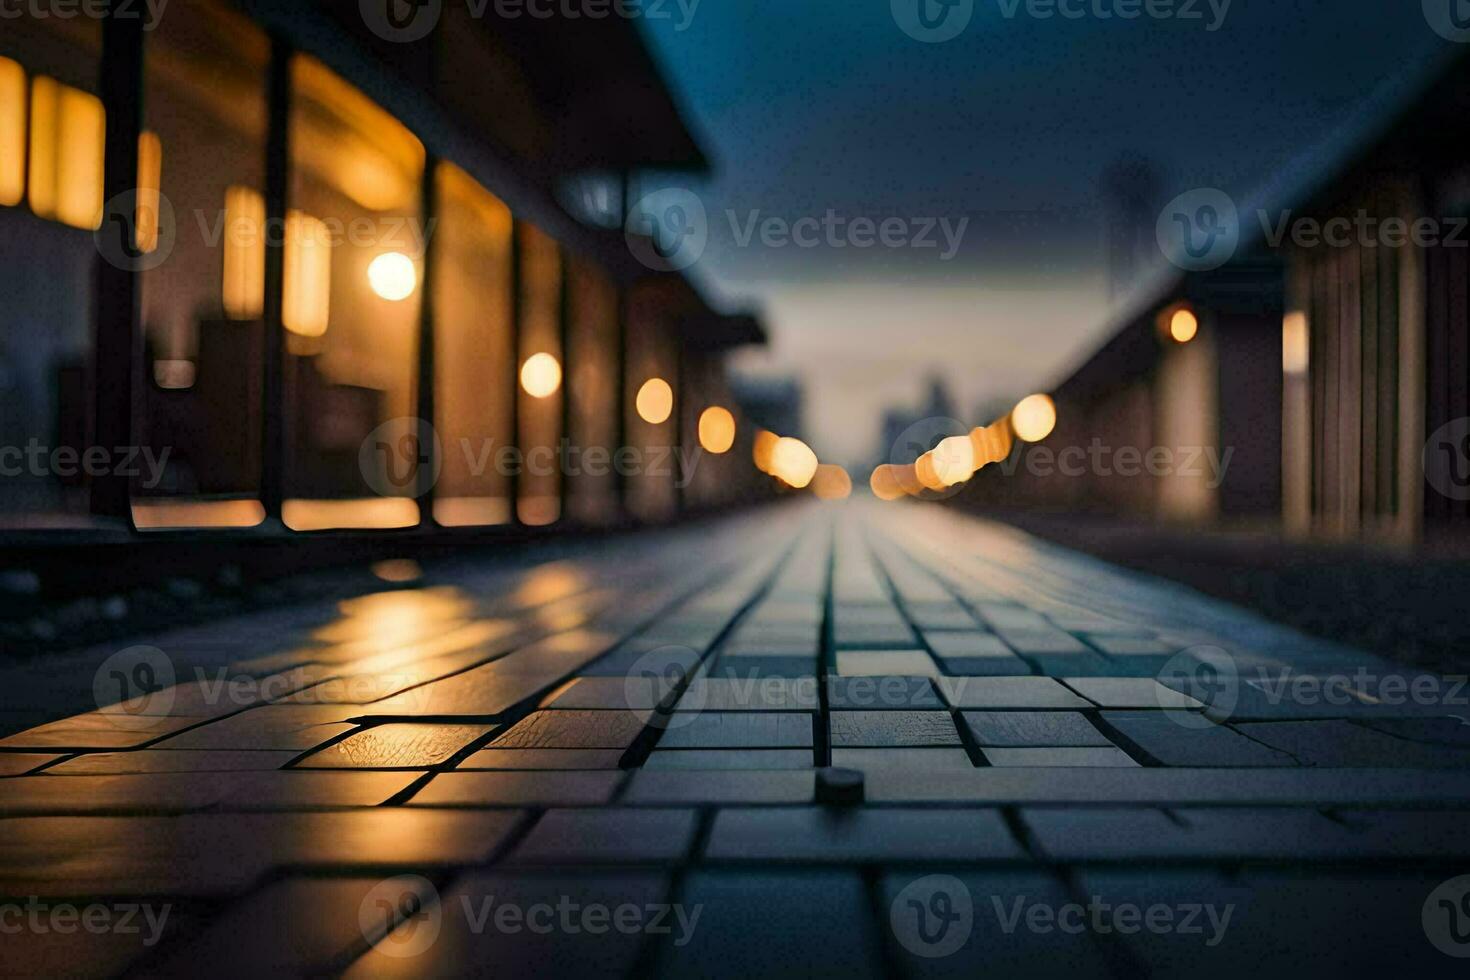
28, 76, 104, 230
135, 131, 162, 253
283, 209, 331, 338
223, 185, 266, 319
0, 57, 24, 207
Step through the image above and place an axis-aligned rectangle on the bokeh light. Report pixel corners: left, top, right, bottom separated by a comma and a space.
1011, 393, 1057, 443
869, 464, 905, 501
698, 406, 736, 453
770, 437, 819, 489
1169, 307, 1199, 344
636, 378, 674, 424
520, 352, 562, 398
811, 464, 853, 500
753, 429, 779, 473
367, 251, 418, 301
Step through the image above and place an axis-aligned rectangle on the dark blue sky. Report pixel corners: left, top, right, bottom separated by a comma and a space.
638, 0, 1442, 463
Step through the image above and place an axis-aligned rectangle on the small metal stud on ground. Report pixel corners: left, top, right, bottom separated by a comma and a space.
816, 766, 865, 806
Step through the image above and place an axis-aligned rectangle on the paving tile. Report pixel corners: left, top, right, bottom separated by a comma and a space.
863, 766, 1470, 805
644, 749, 813, 770
829, 748, 975, 771
141, 877, 434, 977
296, 724, 494, 769
489, 710, 649, 750
652, 872, 884, 979
833, 621, 918, 649
408, 771, 624, 807
1358, 716, 1470, 746
827, 676, 944, 710
961, 711, 1111, 747
2, 902, 203, 979
881, 871, 1112, 978
152, 705, 370, 751
1089, 635, 1178, 656
0, 770, 418, 814
1028, 652, 1117, 677
705, 807, 1025, 862
933, 655, 1036, 676
0, 713, 205, 750
1236, 719, 1470, 767
973, 604, 1051, 630
835, 650, 941, 677
672, 677, 819, 712
621, 770, 816, 805
345, 873, 671, 980
455, 748, 626, 770
980, 746, 1139, 767
830, 710, 962, 747
45, 750, 298, 775
578, 643, 701, 678
539, 676, 679, 711
506, 808, 698, 864
925, 631, 1013, 659
1100, 711, 1297, 767
656, 712, 813, 749
0, 809, 524, 896
0, 753, 61, 776
993, 628, 1090, 655
937, 677, 1092, 710
1063, 677, 1205, 710
1076, 869, 1452, 977
903, 601, 980, 630
708, 656, 818, 678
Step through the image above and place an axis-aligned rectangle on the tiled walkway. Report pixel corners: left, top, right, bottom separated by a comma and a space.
3, 502, 1470, 976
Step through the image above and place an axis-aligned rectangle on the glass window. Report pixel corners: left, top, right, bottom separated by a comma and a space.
516, 222, 563, 527
133, 0, 270, 531
283, 55, 425, 531
0, 17, 101, 526
433, 161, 514, 527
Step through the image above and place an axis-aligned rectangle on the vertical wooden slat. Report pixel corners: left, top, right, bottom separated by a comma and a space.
1397, 181, 1427, 547
507, 218, 523, 522
557, 243, 571, 524
92, 3, 146, 525
1360, 233, 1379, 521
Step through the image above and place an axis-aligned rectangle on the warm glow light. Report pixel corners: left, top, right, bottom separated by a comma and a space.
53, 83, 104, 230
1012, 394, 1057, 443
135, 130, 162, 253
869, 464, 906, 501
933, 435, 976, 486
1169, 307, 1199, 344
770, 437, 819, 489
970, 422, 1014, 470
893, 464, 925, 497
753, 430, 778, 473
914, 451, 947, 492
223, 186, 266, 320
283, 210, 332, 337
0, 58, 26, 207
24, 76, 102, 227
371, 559, 423, 584
698, 406, 736, 454
520, 352, 562, 398
636, 378, 674, 424
131, 499, 266, 530
812, 464, 853, 500
153, 359, 195, 390
433, 497, 511, 528
367, 251, 418, 301
1283, 311, 1309, 376
284, 498, 419, 531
